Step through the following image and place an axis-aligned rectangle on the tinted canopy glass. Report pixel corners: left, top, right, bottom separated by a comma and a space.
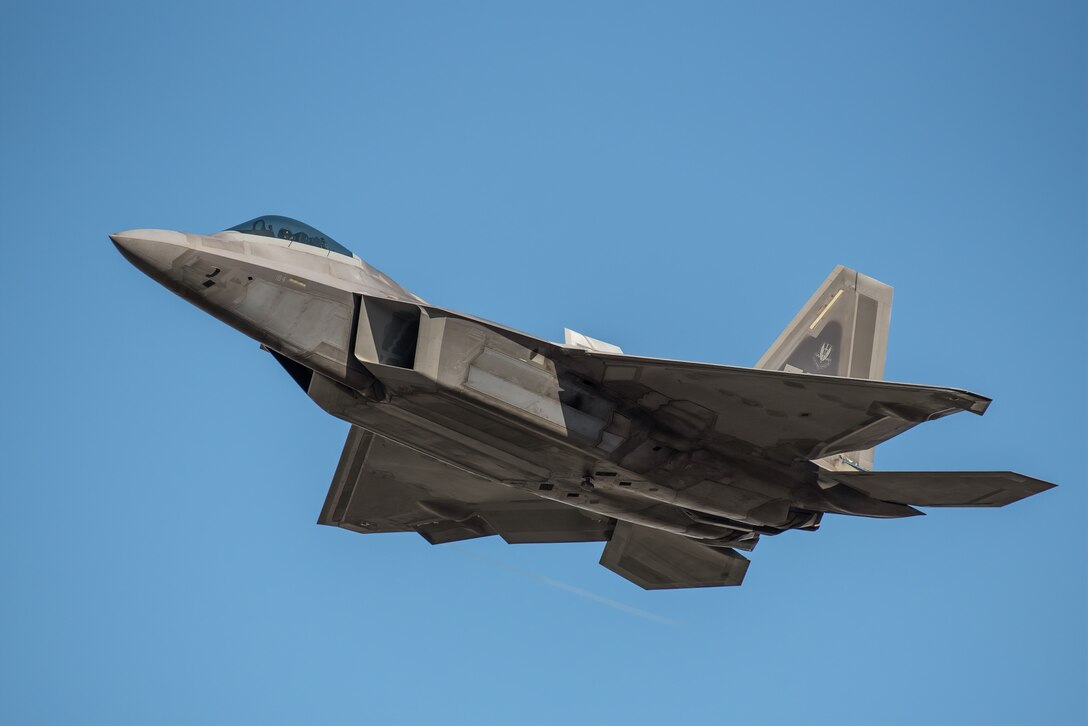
228, 216, 353, 257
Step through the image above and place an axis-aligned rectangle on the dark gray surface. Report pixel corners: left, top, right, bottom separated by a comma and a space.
601, 521, 749, 589
319, 427, 614, 545
829, 471, 1056, 507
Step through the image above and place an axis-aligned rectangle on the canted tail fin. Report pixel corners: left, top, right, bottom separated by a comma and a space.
756, 266, 893, 470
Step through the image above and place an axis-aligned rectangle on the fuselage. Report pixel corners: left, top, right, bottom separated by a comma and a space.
113, 219, 894, 550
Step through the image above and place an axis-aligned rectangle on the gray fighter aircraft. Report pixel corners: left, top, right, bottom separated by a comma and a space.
112, 216, 1054, 589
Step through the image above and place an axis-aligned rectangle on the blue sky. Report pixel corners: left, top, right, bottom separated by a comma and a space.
1, 2, 1084, 724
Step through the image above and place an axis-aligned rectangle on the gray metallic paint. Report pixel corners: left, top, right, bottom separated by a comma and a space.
112, 225, 1055, 589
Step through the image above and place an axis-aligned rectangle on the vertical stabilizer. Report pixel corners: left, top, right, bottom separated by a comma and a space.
756, 266, 893, 470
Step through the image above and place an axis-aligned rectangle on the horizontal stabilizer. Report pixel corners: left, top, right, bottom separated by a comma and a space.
828, 470, 1055, 507
600, 521, 749, 589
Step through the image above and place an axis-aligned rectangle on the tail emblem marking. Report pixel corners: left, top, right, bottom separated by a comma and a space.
814, 342, 833, 369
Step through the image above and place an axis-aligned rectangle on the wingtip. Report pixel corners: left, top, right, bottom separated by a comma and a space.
968, 396, 992, 415
950, 391, 992, 415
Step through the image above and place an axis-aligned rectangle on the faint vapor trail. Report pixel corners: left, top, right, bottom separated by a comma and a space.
453, 549, 678, 627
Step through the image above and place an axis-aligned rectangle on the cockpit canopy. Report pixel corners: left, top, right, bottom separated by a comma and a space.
228, 215, 354, 258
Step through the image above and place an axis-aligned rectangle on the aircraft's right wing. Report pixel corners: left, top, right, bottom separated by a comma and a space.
572, 350, 990, 462
318, 426, 615, 545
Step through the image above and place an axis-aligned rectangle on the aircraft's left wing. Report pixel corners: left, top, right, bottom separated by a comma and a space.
319, 427, 615, 544
568, 350, 990, 462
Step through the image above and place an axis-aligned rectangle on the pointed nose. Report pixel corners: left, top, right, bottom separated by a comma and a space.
110, 229, 189, 276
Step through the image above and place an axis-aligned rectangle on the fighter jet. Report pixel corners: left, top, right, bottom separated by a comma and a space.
112, 216, 1054, 589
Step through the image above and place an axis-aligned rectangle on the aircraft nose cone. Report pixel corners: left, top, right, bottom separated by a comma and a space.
110, 229, 188, 276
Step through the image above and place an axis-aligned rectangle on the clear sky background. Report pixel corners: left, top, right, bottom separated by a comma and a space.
1, 2, 1084, 724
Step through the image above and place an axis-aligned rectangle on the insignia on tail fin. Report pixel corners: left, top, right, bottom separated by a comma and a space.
757, 266, 894, 470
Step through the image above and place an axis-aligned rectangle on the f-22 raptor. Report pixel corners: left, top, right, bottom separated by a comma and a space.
113, 216, 1054, 589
